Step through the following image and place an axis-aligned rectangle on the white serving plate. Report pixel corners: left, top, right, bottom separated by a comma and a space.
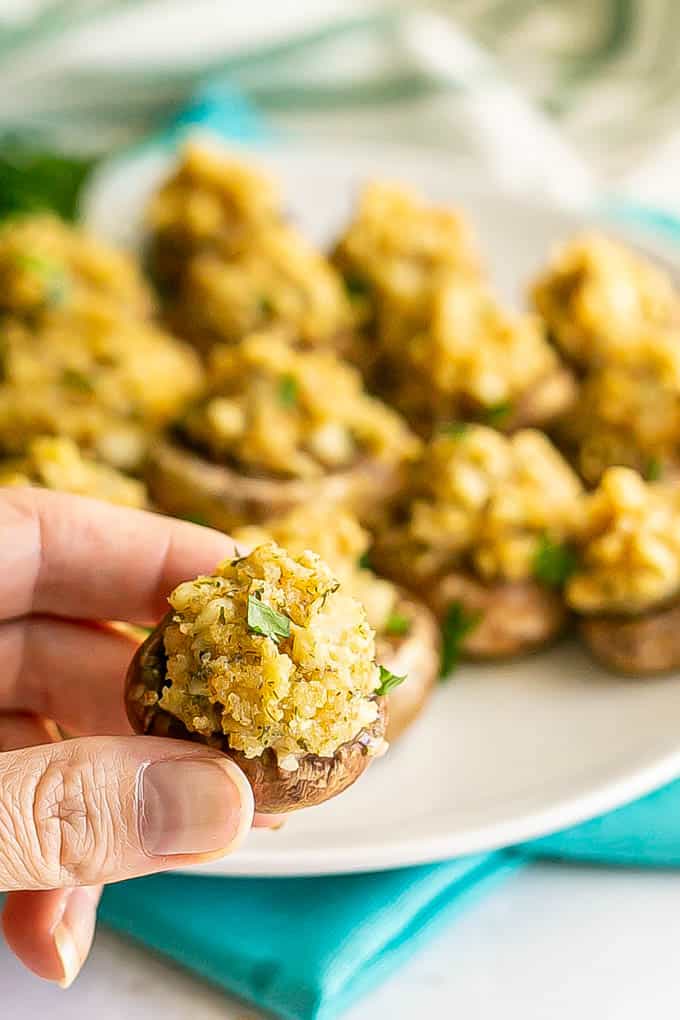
83, 138, 680, 876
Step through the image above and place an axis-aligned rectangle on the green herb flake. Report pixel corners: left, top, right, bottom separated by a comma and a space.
182, 512, 210, 527
278, 374, 298, 408
439, 421, 469, 438
645, 457, 663, 482
343, 273, 370, 300
247, 594, 291, 643
14, 253, 70, 307
61, 368, 94, 393
440, 601, 481, 678
375, 664, 407, 696
258, 295, 274, 316
358, 551, 372, 570
483, 401, 513, 428
385, 610, 411, 636
533, 534, 578, 588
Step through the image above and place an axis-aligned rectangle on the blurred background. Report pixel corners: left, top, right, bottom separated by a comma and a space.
1, 0, 679, 211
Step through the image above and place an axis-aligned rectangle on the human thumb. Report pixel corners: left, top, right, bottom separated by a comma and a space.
0, 735, 254, 891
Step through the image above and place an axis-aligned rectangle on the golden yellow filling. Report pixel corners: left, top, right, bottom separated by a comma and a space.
0, 293, 203, 470
146, 142, 281, 284
182, 331, 420, 479
161, 543, 381, 769
234, 504, 398, 633
532, 233, 678, 367
177, 223, 355, 349
381, 425, 583, 582
391, 277, 560, 421
0, 435, 147, 507
568, 467, 680, 615
0, 213, 154, 319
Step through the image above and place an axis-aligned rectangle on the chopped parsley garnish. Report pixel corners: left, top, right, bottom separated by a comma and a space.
258, 295, 274, 316
182, 512, 210, 527
0, 146, 96, 222
247, 594, 291, 643
278, 374, 298, 408
61, 368, 94, 393
358, 551, 373, 570
343, 273, 370, 300
483, 401, 513, 428
375, 664, 406, 696
385, 610, 411, 636
645, 457, 663, 482
440, 421, 469, 437
533, 534, 578, 588
440, 601, 481, 678
14, 253, 70, 307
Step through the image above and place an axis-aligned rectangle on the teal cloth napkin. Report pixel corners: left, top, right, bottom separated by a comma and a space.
99, 854, 520, 1020
95, 81, 680, 1020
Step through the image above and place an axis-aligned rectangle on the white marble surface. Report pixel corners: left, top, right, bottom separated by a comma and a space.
4, 861, 680, 1019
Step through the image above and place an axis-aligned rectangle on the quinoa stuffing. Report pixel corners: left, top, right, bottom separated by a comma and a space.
531, 233, 679, 368
0, 213, 154, 320
234, 504, 399, 633
0, 293, 204, 470
557, 329, 680, 485
0, 435, 147, 507
159, 542, 383, 769
180, 331, 420, 480
377, 425, 583, 583
146, 142, 281, 288
567, 467, 680, 616
173, 223, 356, 351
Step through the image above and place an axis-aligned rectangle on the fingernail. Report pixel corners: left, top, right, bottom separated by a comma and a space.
54, 887, 101, 990
139, 756, 253, 857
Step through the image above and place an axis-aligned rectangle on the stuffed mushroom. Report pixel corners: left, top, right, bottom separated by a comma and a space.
0, 435, 148, 507
126, 542, 392, 812
146, 330, 420, 531
567, 466, 680, 674
373, 425, 583, 664
531, 233, 679, 370
234, 504, 440, 743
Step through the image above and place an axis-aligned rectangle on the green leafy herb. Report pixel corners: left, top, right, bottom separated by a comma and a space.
258, 295, 274, 316
439, 421, 469, 438
358, 551, 373, 570
483, 401, 513, 428
385, 610, 411, 636
247, 594, 291, 643
533, 535, 578, 588
0, 145, 97, 222
440, 601, 481, 678
645, 457, 663, 482
278, 374, 298, 408
14, 253, 70, 307
61, 368, 94, 393
343, 273, 370, 300
182, 512, 210, 527
375, 664, 407, 696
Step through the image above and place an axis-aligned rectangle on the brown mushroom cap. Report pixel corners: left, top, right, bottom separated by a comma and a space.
125, 612, 387, 813
145, 438, 409, 532
377, 593, 441, 742
580, 599, 680, 676
426, 570, 567, 660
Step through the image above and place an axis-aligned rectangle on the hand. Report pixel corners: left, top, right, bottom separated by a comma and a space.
0, 488, 262, 988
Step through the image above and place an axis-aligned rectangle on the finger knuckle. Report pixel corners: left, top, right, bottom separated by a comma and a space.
29, 756, 124, 885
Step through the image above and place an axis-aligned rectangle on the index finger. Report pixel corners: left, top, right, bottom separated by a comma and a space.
0, 488, 237, 624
